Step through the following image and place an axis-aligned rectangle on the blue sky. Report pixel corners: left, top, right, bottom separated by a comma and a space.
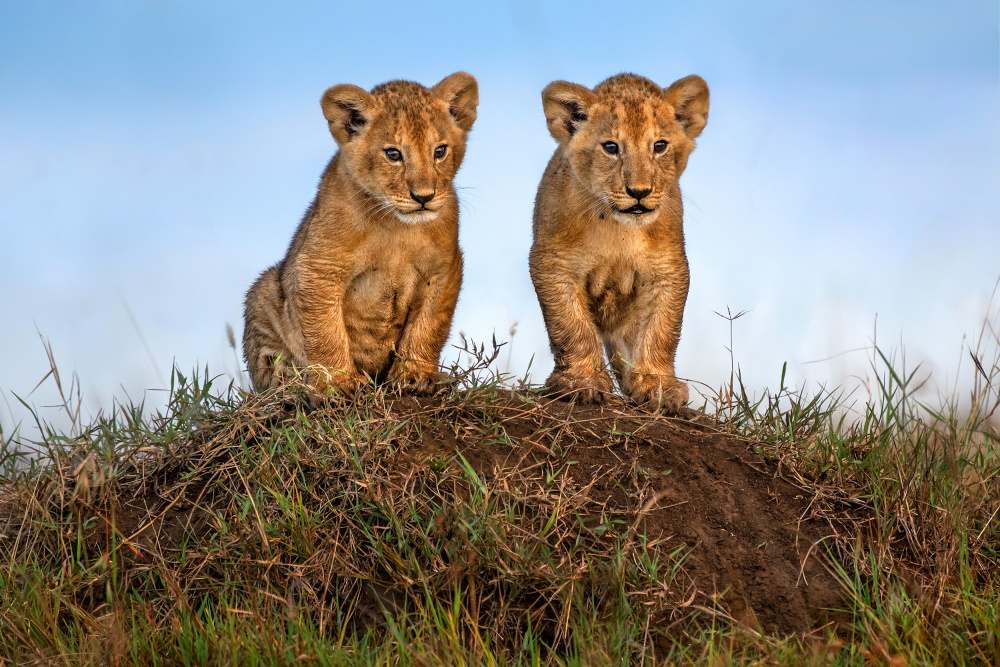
1, 1, 998, 431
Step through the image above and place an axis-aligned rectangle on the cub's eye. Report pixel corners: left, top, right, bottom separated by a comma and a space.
434, 144, 448, 159
384, 148, 402, 162
653, 140, 668, 154
602, 141, 619, 155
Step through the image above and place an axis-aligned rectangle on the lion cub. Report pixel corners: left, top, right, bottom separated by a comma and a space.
243, 73, 479, 396
529, 73, 709, 408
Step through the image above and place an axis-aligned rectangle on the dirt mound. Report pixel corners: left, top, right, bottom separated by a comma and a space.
406, 399, 847, 635
99, 392, 849, 639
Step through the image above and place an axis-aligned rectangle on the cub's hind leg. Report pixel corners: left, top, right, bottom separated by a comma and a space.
242, 266, 306, 391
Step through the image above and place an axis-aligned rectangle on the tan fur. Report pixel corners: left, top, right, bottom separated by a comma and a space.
243, 73, 479, 396
529, 73, 709, 408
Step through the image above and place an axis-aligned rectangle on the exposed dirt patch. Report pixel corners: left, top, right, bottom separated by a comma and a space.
400, 398, 848, 636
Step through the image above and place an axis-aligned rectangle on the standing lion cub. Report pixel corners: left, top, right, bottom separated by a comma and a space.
243, 73, 478, 396
529, 73, 709, 408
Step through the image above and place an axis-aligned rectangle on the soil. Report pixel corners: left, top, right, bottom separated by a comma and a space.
408, 398, 848, 636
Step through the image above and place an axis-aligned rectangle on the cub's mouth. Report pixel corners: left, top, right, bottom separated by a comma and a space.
617, 204, 653, 216
395, 207, 441, 224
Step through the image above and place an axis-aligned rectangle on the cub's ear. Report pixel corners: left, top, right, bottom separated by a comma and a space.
664, 75, 709, 139
542, 81, 596, 144
321, 84, 374, 145
433, 72, 479, 132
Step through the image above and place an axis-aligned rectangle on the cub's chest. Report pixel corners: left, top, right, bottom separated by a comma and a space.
346, 255, 437, 320
582, 258, 648, 330
573, 228, 666, 330
577, 228, 650, 297
345, 224, 450, 311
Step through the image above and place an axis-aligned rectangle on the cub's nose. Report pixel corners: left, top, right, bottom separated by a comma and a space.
625, 186, 652, 202
410, 190, 435, 206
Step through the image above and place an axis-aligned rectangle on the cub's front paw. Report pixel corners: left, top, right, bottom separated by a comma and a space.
307, 369, 362, 407
625, 373, 688, 411
392, 369, 451, 395
545, 370, 614, 404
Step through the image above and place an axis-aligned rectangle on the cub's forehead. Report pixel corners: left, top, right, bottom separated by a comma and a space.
368, 80, 451, 141
591, 96, 674, 137
588, 75, 675, 135
593, 73, 662, 98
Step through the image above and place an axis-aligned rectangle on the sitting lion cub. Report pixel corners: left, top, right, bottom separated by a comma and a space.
243, 73, 479, 396
529, 73, 709, 408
